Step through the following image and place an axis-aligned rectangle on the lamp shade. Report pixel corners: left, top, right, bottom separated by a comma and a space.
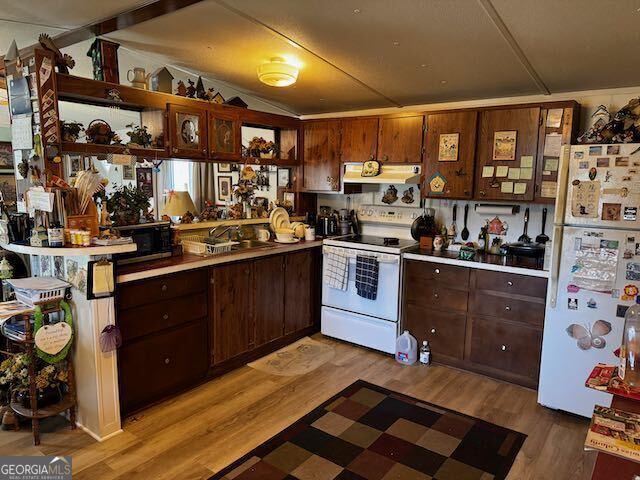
257, 57, 299, 87
162, 190, 197, 217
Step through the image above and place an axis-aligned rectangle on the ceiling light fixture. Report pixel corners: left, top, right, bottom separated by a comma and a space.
353, 8, 361, 13
257, 57, 299, 87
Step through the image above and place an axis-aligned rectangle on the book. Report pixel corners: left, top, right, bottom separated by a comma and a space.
585, 405, 640, 463
586, 363, 640, 401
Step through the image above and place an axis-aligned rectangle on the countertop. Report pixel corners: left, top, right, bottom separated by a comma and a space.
1, 242, 137, 257
116, 239, 323, 284
403, 246, 549, 278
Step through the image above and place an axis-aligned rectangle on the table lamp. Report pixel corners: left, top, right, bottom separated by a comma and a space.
161, 190, 198, 223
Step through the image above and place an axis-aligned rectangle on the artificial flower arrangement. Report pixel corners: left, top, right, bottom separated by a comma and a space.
246, 137, 276, 158
125, 123, 153, 148
0, 354, 68, 408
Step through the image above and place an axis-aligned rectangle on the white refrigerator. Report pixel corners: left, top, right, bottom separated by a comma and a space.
538, 143, 640, 417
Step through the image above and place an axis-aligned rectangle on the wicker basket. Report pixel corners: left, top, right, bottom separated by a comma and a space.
181, 234, 237, 256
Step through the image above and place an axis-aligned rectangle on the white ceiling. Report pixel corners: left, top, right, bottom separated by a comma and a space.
2, 0, 640, 115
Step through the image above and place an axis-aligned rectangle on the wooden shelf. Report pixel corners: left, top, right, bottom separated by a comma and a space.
10, 394, 75, 420
1, 242, 137, 257
60, 142, 165, 159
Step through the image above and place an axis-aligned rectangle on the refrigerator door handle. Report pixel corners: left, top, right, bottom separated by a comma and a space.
548, 225, 564, 308
554, 144, 571, 225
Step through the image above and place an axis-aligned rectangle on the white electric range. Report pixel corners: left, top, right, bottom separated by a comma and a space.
321, 204, 421, 354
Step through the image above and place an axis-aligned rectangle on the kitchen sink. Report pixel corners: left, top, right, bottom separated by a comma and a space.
231, 239, 275, 250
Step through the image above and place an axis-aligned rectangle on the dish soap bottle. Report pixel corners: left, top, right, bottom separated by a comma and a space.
419, 340, 431, 365
395, 330, 417, 365
621, 304, 640, 388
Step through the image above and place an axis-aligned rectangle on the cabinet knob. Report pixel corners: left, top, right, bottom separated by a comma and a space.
383, 155, 389, 162
507, 281, 513, 286
430, 328, 436, 334
164, 357, 171, 364
433, 292, 439, 299
163, 313, 169, 320
244, 269, 250, 275
480, 190, 486, 196
500, 345, 507, 351
434, 268, 440, 274
161, 284, 168, 292
202, 148, 207, 155
505, 305, 511, 311
172, 147, 178, 154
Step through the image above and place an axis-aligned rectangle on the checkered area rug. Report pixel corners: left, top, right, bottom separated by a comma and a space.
210, 380, 526, 480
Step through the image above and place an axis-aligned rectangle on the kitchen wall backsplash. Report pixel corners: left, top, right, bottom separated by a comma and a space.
317, 184, 554, 245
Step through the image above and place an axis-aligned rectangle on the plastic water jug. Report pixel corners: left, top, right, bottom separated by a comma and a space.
395, 330, 417, 365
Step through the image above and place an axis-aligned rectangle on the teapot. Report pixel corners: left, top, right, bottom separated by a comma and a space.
127, 67, 150, 90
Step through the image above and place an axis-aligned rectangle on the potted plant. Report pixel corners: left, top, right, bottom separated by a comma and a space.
60, 121, 84, 142
0, 355, 68, 409
246, 137, 276, 159
106, 185, 150, 226
125, 123, 153, 148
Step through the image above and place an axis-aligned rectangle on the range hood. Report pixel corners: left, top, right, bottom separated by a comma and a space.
342, 164, 421, 184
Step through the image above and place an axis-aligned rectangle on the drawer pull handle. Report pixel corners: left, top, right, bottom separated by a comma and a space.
500, 345, 507, 351
430, 328, 436, 334
434, 268, 440, 274
507, 281, 513, 286
434, 292, 439, 299
505, 305, 511, 311
161, 284, 168, 292
164, 357, 171, 365
163, 313, 169, 320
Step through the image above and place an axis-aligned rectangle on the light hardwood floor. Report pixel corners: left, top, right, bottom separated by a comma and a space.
0, 334, 595, 479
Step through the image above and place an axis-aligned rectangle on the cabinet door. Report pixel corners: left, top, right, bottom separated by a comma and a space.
404, 303, 466, 362
303, 120, 341, 191
377, 115, 424, 163
284, 250, 315, 334
209, 110, 241, 161
475, 107, 540, 201
167, 104, 208, 159
423, 111, 477, 199
253, 255, 285, 346
210, 261, 253, 365
341, 117, 379, 163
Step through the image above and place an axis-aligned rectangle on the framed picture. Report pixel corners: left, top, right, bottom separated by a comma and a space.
176, 112, 200, 150
136, 167, 154, 198
278, 168, 291, 187
438, 133, 459, 162
218, 163, 232, 172
217, 176, 232, 203
122, 164, 134, 180
0, 174, 17, 205
66, 155, 84, 177
213, 118, 235, 154
0, 142, 13, 169
492, 131, 517, 161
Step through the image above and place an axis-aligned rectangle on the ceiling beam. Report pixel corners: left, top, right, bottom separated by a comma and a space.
477, 0, 550, 95
213, 0, 403, 109
1, 0, 205, 72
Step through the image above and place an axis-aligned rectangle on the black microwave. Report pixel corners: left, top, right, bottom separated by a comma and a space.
112, 221, 173, 265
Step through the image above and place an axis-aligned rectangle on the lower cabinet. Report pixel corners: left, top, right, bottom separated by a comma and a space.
402, 260, 546, 388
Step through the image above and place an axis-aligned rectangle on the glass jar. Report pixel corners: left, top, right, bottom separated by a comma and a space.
621, 304, 640, 388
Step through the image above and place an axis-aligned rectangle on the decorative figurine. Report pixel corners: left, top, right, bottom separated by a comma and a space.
205, 88, 217, 102
211, 92, 225, 104
401, 187, 415, 204
224, 96, 248, 108
381, 185, 398, 204
38, 33, 75, 74
149, 67, 174, 93
175, 80, 187, 97
186, 79, 196, 98
487, 216, 508, 236
195, 76, 207, 100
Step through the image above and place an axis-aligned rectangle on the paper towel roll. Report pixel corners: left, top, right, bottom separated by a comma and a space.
474, 204, 517, 215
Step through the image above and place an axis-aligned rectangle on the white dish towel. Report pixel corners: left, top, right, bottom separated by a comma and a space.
324, 251, 349, 291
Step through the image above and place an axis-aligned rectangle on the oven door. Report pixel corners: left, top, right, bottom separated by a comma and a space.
321, 246, 400, 321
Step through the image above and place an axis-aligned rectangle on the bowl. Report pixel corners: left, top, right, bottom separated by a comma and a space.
276, 231, 294, 242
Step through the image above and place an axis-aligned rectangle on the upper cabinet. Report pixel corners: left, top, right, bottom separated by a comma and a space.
341, 117, 379, 163
423, 111, 478, 199
475, 107, 541, 202
167, 104, 208, 159
377, 115, 424, 163
303, 120, 342, 191
208, 111, 241, 161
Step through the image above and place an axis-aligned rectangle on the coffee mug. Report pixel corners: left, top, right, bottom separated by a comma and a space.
304, 226, 315, 241
256, 228, 270, 242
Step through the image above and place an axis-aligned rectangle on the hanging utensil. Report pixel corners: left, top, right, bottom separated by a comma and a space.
535, 207, 549, 244
518, 207, 531, 243
461, 204, 469, 241
448, 204, 457, 241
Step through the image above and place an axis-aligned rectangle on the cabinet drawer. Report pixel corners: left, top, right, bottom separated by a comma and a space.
118, 319, 208, 413
468, 316, 541, 380
469, 291, 544, 327
404, 303, 466, 360
405, 283, 468, 313
405, 260, 469, 290
472, 270, 547, 299
118, 269, 207, 310
118, 292, 207, 342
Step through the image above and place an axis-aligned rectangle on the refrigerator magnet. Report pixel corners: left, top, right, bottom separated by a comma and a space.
589, 167, 597, 180
568, 298, 578, 310
617, 305, 630, 318
597, 157, 610, 167
566, 320, 611, 350
587, 298, 597, 309
612, 289, 620, 299
624, 207, 637, 221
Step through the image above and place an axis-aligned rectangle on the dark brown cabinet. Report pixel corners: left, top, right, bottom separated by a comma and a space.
475, 107, 541, 201
303, 120, 341, 191
284, 250, 317, 335
403, 260, 546, 388
253, 255, 285, 347
209, 110, 241, 161
341, 117, 379, 163
210, 260, 253, 365
167, 103, 208, 158
423, 110, 477, 199
377, 115, 424, 164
